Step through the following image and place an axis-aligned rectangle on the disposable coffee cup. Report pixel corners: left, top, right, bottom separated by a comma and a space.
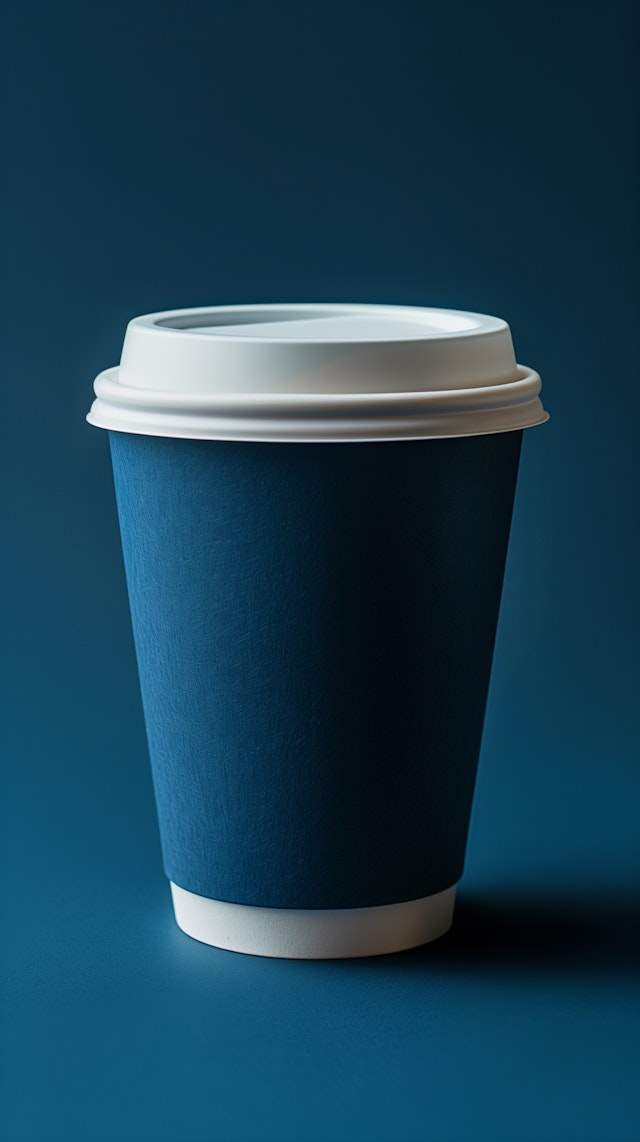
88, 303, 547, 959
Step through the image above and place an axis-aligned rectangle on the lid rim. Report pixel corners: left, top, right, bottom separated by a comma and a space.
88, 365, 546, 442
94, 365, 540, 410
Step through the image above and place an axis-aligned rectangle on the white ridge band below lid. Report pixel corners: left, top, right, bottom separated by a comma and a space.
87, 303, 548, 441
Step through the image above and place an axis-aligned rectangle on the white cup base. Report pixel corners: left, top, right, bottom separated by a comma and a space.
170, 882, 457, 959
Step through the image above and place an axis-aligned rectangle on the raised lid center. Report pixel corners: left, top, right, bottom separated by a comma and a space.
155, 308, 482, 342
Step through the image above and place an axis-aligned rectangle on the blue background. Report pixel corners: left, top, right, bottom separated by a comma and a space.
1, 1, 638, 1140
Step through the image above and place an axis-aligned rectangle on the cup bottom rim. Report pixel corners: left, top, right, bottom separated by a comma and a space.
169, 882, 457, 959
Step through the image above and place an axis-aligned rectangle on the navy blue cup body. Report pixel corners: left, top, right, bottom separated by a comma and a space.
109, 431, 522, 909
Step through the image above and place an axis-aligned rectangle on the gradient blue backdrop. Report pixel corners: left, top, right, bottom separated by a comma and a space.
1, 2, 638, 1140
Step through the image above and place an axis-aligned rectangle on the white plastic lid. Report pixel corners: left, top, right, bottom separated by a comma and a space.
87, 303, 547, 441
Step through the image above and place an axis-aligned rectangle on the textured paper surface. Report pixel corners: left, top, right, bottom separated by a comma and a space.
110, 432, 522, 909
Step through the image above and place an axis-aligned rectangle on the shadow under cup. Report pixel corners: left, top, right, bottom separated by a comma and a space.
109, 429, 523, 956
